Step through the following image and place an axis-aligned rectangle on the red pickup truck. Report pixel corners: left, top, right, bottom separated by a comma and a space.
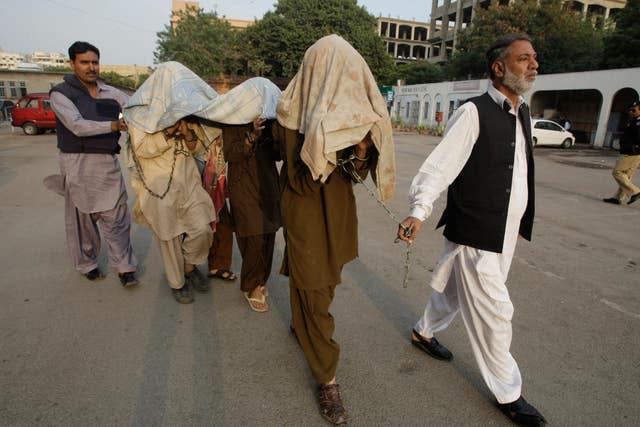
11, 93, 57, 135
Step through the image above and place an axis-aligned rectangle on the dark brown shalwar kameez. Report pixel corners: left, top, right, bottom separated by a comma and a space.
274, 123, 369, 384
223, 123, 281, 293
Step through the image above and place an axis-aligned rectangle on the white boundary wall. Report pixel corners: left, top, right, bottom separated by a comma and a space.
392, 67, 640, 147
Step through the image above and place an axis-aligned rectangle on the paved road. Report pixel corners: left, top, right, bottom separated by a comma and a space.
1, 126, 639, 426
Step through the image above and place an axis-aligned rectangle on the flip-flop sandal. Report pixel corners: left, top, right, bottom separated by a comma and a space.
207, 268, 237, 281
243, 291, 269, 313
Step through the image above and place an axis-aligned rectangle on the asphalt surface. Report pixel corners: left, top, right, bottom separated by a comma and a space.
1, 125, 639, 426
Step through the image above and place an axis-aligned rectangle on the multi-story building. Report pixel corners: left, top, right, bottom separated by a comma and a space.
171, 0, 200, 29
171, 0, 255, 30
377, 17, 431, 63
427, 0, 627, 63
0, 52, 26, 70
26, 52, 68, 68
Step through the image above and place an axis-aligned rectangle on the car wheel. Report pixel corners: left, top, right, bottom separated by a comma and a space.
561, 138, 572, 148
532, 137, 537, 147
22, 122, 39, 135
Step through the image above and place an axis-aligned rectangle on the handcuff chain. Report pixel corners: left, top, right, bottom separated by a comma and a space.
128, 134, 189, 200
337, 155, 413, 288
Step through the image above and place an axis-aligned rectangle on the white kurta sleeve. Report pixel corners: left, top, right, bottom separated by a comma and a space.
407, 102, 480, 221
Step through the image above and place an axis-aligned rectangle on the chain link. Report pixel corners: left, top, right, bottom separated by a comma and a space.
337, 155, 413, 288
128, 124, 216, 200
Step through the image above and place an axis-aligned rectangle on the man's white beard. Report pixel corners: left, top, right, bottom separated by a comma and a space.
503, 66, 534, 95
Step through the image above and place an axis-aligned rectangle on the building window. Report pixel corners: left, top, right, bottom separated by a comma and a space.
0, 88, 4, 97
390, 23, 397, 38
10, 88, 17, 97
424, 102, 430, 119
406, 102, 410, 118
19, 81, 27, 96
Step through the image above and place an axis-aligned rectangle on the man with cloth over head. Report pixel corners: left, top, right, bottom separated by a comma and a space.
123, 62, 219, 303
48, 41, 138, 287
397, 34, 546, 426
275, 34, 395, 425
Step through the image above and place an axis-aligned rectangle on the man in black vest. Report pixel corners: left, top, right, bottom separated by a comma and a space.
397, 34, 545, 425
49, 41, 138, 287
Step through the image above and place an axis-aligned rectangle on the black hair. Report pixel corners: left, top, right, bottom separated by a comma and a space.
486, 33, 532, 79
68, 41, 100, 61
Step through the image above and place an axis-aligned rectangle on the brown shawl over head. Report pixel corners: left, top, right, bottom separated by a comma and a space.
276, 34, 396, 201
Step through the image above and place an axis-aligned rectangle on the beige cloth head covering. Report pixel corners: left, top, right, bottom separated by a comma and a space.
276, 34, 396, 201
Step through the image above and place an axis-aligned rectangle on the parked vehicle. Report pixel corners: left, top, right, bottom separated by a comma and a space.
11, 93, 56, 135
532, 119, 575, 148
0, 99, 15, 121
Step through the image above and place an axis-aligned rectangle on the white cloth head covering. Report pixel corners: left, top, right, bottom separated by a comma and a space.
123, 61, 281, 132
276, 34, 396, 201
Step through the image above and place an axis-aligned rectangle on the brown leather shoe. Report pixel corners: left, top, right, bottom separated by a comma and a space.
317, 383, 347, 425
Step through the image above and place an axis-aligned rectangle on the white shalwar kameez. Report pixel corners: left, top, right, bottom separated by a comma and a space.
409, 84, 529, 404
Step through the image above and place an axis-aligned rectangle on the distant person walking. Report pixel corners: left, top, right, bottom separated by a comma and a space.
603, 100, 640, 205
398, 33, 546, 426
48, 41, 138, 287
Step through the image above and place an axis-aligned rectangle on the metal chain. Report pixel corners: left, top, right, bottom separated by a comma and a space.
337, 154, 414, 288
128, 133, 193, 200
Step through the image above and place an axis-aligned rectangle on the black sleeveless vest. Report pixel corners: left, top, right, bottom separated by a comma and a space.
50, 75, 122, 154
435, 92, 535, 253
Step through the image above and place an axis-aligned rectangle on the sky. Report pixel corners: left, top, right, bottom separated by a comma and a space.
2, 0, 432, 67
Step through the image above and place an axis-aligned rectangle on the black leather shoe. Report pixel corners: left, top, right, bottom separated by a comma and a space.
603, 197, 621, 205
172, 282, 194, 304
498, 396, 547, 426
627, 192, 640, 205
119, 272, 139, 288
84, 268, 105, 281
411, 329, 453, 361
185, 268, 209, 293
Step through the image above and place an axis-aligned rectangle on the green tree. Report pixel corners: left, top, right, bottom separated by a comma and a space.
449, 0, 604, 79
136, 73, 150, 88
603, 0, 640, 68
154, 6, 240, 79
395, 61, 445, 85
242, 0, 395, 82
100, 71, 136, 90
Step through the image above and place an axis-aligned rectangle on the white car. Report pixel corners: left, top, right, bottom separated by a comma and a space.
532, 119, 575, 148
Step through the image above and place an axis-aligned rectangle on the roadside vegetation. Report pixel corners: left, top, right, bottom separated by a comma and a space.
154, 0, 640, 86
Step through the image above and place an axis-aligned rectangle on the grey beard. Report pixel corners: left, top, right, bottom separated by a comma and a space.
503, 67, 534, 95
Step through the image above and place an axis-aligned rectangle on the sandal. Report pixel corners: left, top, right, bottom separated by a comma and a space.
207, 268, 237, 281
243, 291, 269, 313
